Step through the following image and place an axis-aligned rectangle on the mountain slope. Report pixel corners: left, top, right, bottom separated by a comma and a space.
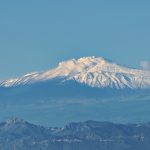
1, 56, 150, 89
1, 118, 150, 150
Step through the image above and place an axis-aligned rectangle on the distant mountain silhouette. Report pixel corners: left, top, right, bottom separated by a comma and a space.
1, 118, 150, 150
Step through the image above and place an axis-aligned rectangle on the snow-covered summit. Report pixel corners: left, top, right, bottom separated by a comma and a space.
1, 56, 150, 89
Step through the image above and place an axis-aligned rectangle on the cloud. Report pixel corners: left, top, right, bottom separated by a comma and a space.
140, 61, 150, 70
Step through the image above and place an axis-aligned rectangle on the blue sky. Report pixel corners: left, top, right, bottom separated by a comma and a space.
0, 0, 150, 80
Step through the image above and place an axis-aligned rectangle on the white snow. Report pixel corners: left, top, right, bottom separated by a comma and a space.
1, 56, 150, 89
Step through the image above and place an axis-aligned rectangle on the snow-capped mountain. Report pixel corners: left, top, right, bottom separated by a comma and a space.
1, 57, 150, 127
1, 56, 150, 89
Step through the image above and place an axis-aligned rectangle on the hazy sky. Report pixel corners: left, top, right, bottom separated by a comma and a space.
0, 0, 150, 80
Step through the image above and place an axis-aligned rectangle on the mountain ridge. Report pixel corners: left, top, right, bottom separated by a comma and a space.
1, 118, 150, 150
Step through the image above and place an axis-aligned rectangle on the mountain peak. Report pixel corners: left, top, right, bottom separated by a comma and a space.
78, 56, 110, 63
59, 56, 112, 68
57, 56, 116, 77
